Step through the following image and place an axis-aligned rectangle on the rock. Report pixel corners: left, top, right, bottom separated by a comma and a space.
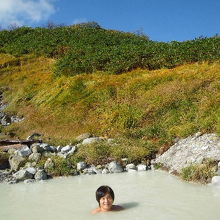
83, 167, 96, 175
13, 169, 34, 181
66, 146, 76, 156
57, 146, 63, 152
102, 168, 109, 174
39, 143, 52, 152
25, 167, 37, 175
9, 155, 25, 171
108, 161, 123, 173
155, 133, 220, 173
82, 137, 103, 145
61, 145, 72, 153
34, 169, 47, 180
126, 163, 137, 171
17, 145, 32, 157
31, 143, 44, 153
1, 115, 11, 126
75, 133, 92, 142
24, 179, 35, 184
77, 161, 87, 171
27, 133, 42, 140
44, 158, 54, 170
211, 176, 220, 186
137, 164, 147, 171
28, 153, 41, 162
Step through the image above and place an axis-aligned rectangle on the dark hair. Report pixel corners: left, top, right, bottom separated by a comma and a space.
96, 185, 115, 205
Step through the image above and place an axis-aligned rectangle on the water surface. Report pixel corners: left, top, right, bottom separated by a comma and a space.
0, 170, 220, 220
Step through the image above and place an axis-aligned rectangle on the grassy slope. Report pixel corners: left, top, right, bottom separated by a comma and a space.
1, 54, 220, 153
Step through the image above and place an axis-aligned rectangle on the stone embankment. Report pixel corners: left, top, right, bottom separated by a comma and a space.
0, 133, 150, 184
154, 132, 220, 185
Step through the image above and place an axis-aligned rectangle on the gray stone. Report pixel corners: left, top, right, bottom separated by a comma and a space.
31, 143, 44, 153
27, 133, 41, 140
126, 164, 137, 171
13, 169, 33, 181
211, 176, 220, 186
61, 145, 72, 153
108, 161, 123, 173
75, 133, 92, 142
83, 167, 96, 175
18, 146, 32, 157
25, 167, 37, 175
82, 137, 103, 145
77, 161, 87, 171
155, 133, 220, 173
9, 155, 25, 171
28, 153, 41, 162
1, 115, 11, 125
137, 164, 147, 171
66, 146, 76, 156
40, 143, 51, 152
57, 146, 63, 152
102, 168, 109, 174
34, 169, 47, 180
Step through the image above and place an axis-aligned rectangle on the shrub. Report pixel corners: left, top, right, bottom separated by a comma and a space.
180, 159, 217, 183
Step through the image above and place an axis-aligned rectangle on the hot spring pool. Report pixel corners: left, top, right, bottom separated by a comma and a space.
0, 170, 220, 220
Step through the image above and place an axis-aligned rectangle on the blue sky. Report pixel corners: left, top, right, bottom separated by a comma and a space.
0, 0, 219, 42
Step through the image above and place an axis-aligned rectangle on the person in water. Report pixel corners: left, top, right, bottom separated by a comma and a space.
91, 185, 124, 214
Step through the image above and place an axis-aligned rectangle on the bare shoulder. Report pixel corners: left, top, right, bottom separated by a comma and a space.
91, 208, 101, 214
112, 205, 124, 211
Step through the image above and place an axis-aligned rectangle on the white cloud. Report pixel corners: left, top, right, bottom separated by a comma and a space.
72, 18, 87, 25
0, 0, 56, 28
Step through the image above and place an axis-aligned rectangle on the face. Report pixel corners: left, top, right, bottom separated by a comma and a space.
99, 193, 113, 212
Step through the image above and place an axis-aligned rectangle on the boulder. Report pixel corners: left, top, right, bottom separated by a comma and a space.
211, 176, 220, 186
31, 143, 44, 153
34, 169, 47, 180
61, 145, 72, 153
9, 155, 25, 171
82, 137, 103, 145
28, 153, 41, 162
17, 146, 32, 157
137, 164, 147, 171
77, 161, 87, 171
25, 167, 37, 175
13, 169, 33, 181
108, 161, 123, 173
155, 133, 220, 173
102, 168, 109, 174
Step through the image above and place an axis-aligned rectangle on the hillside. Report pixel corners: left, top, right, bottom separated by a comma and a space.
0, 24, 220, 160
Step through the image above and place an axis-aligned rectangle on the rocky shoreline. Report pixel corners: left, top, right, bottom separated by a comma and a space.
1, 132, 220, 186
0, 133, 152, 184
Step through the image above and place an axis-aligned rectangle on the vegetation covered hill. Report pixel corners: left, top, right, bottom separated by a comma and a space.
0, 23, 220, 161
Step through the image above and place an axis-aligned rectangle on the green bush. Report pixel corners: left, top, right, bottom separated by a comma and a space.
180, 159, 217, 183
0, 23, 219, 76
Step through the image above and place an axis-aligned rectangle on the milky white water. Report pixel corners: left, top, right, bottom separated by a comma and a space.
0, 170, 220, 220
